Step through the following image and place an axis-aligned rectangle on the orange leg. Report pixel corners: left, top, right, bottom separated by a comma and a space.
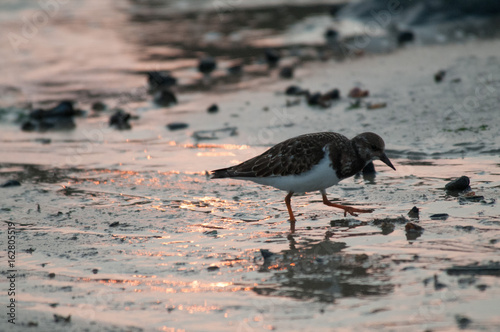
285, 192, 296, 233
321, 190, 374, 217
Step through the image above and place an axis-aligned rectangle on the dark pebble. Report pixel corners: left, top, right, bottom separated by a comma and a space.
430, 213, 449, 220
405, 222, 424, 232
109, 221, 120, 227
203, 230, 217, 236
285, 85, 306, 96
260, 249, 274, 259
30, 101, 76, 119
348, 87, 369, 98
53, 314, 71, 323
264, 48, 280, 68
147, 71, 177, 90
207, 266, 220, 272
397, 30, 414, 46
227, 63, 243, 75
455, 315, 472, 329
153, 89, 177, 107
92, 268, 98, 274
445, 176, 470, 191
109, 110, 131, 130
91, 101, 106, 112
408, 206, 419, 219
198, 56, 217, 76
459, 195, 484, 203
48, 272, 56, 279
207, 104, 219, 113
323, 88, 340, 100
1, 180, 21, 188
434, 274, 447, 290
434, 70, 446, 83
362, 161, 376, 175
307, 92, 323, 106
279, 66, 294, 79
324, 28, 339, 43
167, 122, 189, 131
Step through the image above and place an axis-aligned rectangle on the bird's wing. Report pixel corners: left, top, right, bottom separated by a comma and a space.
221, 132, 347, 178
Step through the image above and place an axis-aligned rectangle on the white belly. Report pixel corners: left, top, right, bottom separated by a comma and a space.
235, 153, 340, 193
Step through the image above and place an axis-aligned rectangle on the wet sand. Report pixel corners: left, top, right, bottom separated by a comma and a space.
1, 1, 500, 331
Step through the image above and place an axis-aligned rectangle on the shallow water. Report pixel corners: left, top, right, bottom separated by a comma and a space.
1, 1, 500, 331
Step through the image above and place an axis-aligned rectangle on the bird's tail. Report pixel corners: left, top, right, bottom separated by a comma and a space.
210, 167, 231, 179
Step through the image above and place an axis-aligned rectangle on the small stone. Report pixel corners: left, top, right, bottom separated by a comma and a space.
434, 70, 446, 83
323, 88, 340, 100
397, 30, 414, 46
445, 176, 470, 191
405, 222, 424, 232
264, 48, 280, 68
348, 87, 369, 98
91, 101, 106, 111
109, 110, 131, 130
430, 213, 449, 220
408, 206, 419, 219
48, 273, 56, 279
285, 85, 306, 96
92, 268, 99, 274
198, 56, 217, 76
167, 122, 189, 131
207, 266, 220, 272
279, 66, 294, 79
53, 314, 71, 323
1, 180, 21, 188
260, 249, 274, 259
154, 89, 177, 107
109, 221, 120, 227
455, 315, 472, 329
207, 104, 219, 113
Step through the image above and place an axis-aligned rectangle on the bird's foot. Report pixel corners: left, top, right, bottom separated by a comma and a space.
341, 206, 374, 217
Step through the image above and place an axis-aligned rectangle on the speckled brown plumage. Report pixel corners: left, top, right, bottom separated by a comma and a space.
211, 132, 380, 180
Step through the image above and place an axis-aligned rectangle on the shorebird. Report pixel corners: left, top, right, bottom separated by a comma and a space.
211, 132, 396, 232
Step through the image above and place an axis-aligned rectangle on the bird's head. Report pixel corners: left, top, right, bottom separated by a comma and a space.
352, 132, 396, 170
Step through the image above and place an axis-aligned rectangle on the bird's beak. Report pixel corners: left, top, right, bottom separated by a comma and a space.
380, 153, 396, 171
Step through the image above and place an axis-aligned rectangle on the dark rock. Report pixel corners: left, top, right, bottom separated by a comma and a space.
445, 176, 470, 191
307, 92, 323, 106
408, 206, 419, 219
153, 89, 177, 107
1, 180, 21, 188
53, 314, 71, 323
446, 262, 500, 276
48, 272, 56, 279
323, 88, 340, 100
434, 70, 446, 83
380, 222, 395, 235
167, 122, 189, 131
227, 63, 243, 75
324, 28, 339, 44
109, 221, 120, 227
109, 110, 131, 130
405, 222, 424, 232
348, 87, 369, 98
198, 56, 217, 76
362, 161, 376, 174
30, 101, 76, 119
22, 101, 78, 132
203, 230, 217, 236
455, 315, 472, 329
207, 104, 219, 113
264, 48, 280, 68
91, 101, 106, 112
455, 225, 475, 232
207, 266, 220, 272
285, 85, 307, 96
279, 66, 294, 79
434, 274, 446, 290
459, 195, 484, 203
92, 268, 98, 274
147, 71, 177, 91
21, 121, 36, 131
430, 213, 449, 220
397, 30, 414, 46
260, 249, 274, 259
192, 127, 237, 140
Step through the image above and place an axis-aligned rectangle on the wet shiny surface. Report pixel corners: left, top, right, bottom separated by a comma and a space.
1, 1, 500, 331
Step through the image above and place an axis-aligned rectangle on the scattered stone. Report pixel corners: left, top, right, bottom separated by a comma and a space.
285, 85, 307, 96
476, 284, 488, 291
405, 222, 423, 232
264, 48, 280, 68
153, 89, 177, 107
362, 161, 376, 175
397, 30, 414, 46
25, 248, 36, 254
446, 262, 500, 276
207, 104, 219, 113
22, 101, 78, 132
166, 122, 189, 131
348, 87, 369, 98
109, 221, 120, 227
48, 272, 56, 279
198, 56, 217, 76
372, 216, 408, 225
455, 315, 472, 329
91, 101, 106, 112
227, 62, 243, 75
324, 28, 339, 44
434, 70, 446, 82
53, 314, 71, 323
445, 176, 470, 191
1, 180, 21, 188
147, 71, 177, 91
203, 230, 217, 236
430, 213, 449, 220
434, 274, 447, 290
109, 110, 131, 130
192, 127, 237, 140
408, 206, 419, 219
459, 195, 484, 203
380, 222, 395, 235
307, 92, 323, 106
260, 249, 274, 259
92, 268, 98, 274
30, 101, 76, 119
322, 88, 340, 100
279, 66, 294, 79
207, 266, 220, 272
